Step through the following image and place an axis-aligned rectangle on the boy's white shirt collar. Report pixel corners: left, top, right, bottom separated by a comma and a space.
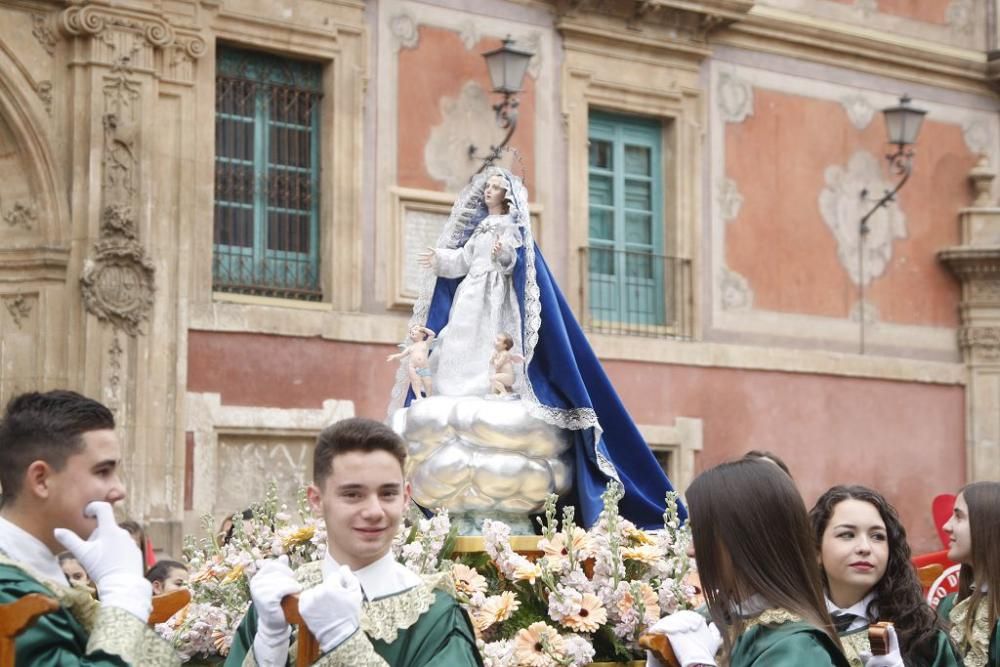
0, 515, 68, 585
825, 591, 878, 632
322, 550, 422, 600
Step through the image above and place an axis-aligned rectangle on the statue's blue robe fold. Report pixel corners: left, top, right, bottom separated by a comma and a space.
420, 241, 686, 529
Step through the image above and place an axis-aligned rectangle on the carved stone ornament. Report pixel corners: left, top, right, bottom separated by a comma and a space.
36, 81, 53, 116
718, 71, 753, 123
32, 14, 57, 56
718, 177, 744, 222
959, 326, 1000, 361
80, 204, 155, 336
946, 0, 974, 36
841, 94, 875, 130
963, 120, 992, 157
855, 0, 878, 17
3, 294, 33, 329
720, 267, 753, 310
3, 201, 38, 230
60, 5, 174, 47
819, 150, 907, 286
389, 11, 419, 51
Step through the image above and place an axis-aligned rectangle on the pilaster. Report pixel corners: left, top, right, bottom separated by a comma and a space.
939, 156, 1000, 481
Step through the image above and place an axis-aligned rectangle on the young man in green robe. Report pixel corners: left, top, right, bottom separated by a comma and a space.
0, 390, 179, 666
225, 417, 482, 667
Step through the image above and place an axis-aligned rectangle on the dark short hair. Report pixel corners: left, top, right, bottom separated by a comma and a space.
57, 551, 79, 565
145, 559, 188, 583
0, 390, 115, 504
313, 418, 406, 486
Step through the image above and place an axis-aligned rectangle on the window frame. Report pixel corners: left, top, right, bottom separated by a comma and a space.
213, 45, 324, 301
586, 110, 668, 329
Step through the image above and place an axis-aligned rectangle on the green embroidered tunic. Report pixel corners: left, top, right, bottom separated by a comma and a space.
0, 560, 179, 666
728, 609, 851, 667
938, 593, 999, 667
225, 559, 481, 667
838, 624, 960, 667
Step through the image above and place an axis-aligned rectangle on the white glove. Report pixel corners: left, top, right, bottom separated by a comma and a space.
54, 501, 152, 621
861, 626, 904, 667
299, 564, 363, 653
648, 610, 721, 667
249, 555, 300, 667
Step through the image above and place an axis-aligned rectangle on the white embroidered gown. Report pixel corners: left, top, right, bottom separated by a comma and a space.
429, 214, 523, 396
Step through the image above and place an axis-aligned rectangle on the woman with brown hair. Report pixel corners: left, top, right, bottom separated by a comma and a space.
810, 485, 959, 666
939, 481, 1000, 667
648, 458, 849, 666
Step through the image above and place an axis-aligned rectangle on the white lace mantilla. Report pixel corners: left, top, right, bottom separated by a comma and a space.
389, 167, 604, 447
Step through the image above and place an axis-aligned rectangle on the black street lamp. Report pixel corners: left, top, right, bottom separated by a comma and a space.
468, 36, 534, 174
857, 94, 927, 353
859, 95, 928, 234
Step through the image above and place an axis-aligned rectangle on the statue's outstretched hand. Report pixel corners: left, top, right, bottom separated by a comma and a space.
418, 247, 436, 269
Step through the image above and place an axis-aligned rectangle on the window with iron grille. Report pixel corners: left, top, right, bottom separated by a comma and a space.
214, 46, 323, 300
586, 111, 677, 332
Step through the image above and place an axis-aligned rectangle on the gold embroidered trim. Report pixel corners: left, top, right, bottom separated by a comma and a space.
295, 560, 324, 589
313, 629, 389, 667
361, 582, 437, 642
0, 552, 99, 631
87, 605, 180, 666
948, 596, 991, 667
743, 608, 802, 633
838, 629, 869, 667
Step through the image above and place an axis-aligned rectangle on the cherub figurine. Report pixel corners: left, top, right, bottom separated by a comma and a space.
387, 325, 436, 400
489, 332, 523, 396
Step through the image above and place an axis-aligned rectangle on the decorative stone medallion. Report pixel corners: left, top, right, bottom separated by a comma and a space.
80, 204, 154, 336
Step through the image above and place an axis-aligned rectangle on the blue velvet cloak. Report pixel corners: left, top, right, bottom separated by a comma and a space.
416, 240, 686, 530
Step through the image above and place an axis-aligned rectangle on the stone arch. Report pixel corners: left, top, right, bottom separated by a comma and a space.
0, 42, 69, 248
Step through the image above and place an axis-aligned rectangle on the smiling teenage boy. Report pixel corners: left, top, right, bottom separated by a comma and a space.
0, 390, 178, 665
226, 417, 482, 667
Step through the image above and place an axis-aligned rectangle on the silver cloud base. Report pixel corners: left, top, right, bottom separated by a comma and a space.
391, 395, 574, 526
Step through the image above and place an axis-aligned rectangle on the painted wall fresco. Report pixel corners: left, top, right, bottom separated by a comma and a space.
724, 88, 972, 327
397, 25, 537, 194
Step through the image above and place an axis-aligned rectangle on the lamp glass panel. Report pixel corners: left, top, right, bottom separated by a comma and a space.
485, 52, 507, 92
503, 52, 531, 94
883, 106, 926, 145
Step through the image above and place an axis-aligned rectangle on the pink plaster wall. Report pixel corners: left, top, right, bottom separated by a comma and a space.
827, 0, 949, 24
396, 26, 537, 194
187, 331, 963, 552
605, 359, 965, 553
725, 89, 969, 327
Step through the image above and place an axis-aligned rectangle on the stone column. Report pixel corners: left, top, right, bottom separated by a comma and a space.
940, 156, 1000, 482
56, 2, 206, 552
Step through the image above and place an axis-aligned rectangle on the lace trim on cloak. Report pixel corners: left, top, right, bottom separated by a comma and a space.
388, 168, 615, 480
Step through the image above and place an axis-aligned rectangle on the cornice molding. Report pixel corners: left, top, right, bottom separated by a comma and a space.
716, 4, 991, 94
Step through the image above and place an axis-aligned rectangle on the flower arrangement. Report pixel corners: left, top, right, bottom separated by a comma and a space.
159, 482, 694, 666
441, 483, 696, 667
156, 484, 326, 662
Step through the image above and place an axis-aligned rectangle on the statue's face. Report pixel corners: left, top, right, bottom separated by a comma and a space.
484, 175, 507, 210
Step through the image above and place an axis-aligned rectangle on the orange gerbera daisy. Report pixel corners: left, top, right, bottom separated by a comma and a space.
561, 593, 607, 633
513, 621, 565, 667
452, 563, 488, 597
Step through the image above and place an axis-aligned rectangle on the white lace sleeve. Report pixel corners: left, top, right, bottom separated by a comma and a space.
433, 245, 472, 279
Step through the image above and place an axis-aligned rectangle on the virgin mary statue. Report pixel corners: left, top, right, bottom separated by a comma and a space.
389, 166, 684, 530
